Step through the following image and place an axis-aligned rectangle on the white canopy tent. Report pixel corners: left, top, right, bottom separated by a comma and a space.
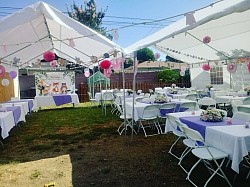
126, 0, 250, 64
125, 0, 250, 90
0, 1, 124, 68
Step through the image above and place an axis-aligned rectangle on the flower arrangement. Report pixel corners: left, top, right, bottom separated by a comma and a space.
169, 88, 178, 94
206, 84, 213, 89
244, 87, 250, 92
127, 89, 133, 95
113, 88, 119, 94
171, 83, 176, 88
200, 107, 225, 122
154, 94, 168, 103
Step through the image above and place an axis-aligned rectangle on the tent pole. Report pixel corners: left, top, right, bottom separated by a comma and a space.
131, 51, 137, 139
121, 53, 127, 136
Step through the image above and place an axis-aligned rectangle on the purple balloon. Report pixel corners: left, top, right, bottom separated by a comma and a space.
9, 71, 17, 79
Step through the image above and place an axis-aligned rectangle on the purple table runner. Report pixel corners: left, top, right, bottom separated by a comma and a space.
179, 116, 244, 139
52, 94, 72, 106
7, 100, 33, 112
6, 106, 21, 125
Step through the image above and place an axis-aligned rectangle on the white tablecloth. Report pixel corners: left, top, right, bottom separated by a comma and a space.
35, 94, 80, 108
125, 99, 198, 122
0, 103, 26, 122
215, 96, 246, 104
164, 110, 203, 133
0, 111, 15, 139
206, 125, 250, 173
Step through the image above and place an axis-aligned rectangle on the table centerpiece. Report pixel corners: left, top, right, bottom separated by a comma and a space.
154, 94, 168, 103
200, 107, 225, 122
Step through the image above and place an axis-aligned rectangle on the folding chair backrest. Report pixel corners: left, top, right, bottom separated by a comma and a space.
237, 106, 250, 113
232, 112, 250, 121
243, 97, 250, 105
159, 103, 177, 116
167, 115, 179, 130
142, 105, 159, 119
88, 92, 92, 99
185, 94, 198, 101
231, 100, 243, 113
179, 102, 198, 112
102, 92, 114, 101
181, 125, 204, 143
135, 97, 144, 102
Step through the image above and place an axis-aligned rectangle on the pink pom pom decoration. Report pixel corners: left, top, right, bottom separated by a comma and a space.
227, 63, 237, 73
0, 65, 6, 77
43, 51, 55, 62
154, 52, 161, 59
100, 59, 111, 69
203, 36, 211, 44
202, 63, 211, 71
50, 60, 58, 67
248, 63, 250, 73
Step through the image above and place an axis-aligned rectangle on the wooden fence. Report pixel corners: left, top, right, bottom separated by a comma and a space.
78, 72, 191, 102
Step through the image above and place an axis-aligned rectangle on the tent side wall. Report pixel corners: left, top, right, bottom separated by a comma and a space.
190, 64, 250, 90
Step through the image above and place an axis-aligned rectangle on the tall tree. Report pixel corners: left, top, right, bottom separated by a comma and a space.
67, 0, 112, 40
136, 48, 155, 63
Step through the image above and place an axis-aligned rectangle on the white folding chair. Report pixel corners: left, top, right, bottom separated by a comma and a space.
198, 97, 216, 110
181, 126, 232, 187
87, 92, 98, 108
115, 102, 137, 135
232, 112, 250, 121
166, 115, 186, 160
158, 103, 177, 133
178, 101, 198, 112
231, 100, 243, 114
175, 120, 203, 174
242, 97, 250, 105
237, 106, 250, 113
185, 94, 198, 101
138, 104, 160, 137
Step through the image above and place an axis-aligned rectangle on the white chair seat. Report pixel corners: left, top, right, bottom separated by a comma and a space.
192, 147, 228, 160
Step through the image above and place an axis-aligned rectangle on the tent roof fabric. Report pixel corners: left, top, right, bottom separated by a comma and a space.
125, 0, 250, 64
0, 1, 124, 68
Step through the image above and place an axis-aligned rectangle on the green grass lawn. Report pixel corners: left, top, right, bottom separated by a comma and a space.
0, 104, 249, 187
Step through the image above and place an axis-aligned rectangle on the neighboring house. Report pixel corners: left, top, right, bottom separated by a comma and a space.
125, 61, 188, 72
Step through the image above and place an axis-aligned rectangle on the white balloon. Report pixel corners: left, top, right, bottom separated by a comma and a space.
180, 71, 185, 76
2, 79, 9, 86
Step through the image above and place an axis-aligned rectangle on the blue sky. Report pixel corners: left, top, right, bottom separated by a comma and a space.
0, 0, 214, 48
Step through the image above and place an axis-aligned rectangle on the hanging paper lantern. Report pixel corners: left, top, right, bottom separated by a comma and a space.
89, 64, 94, 70
202, 63, 211, 71
203, 36, 211, 44
180, 66, 186, 72
84, 71, 90, 77
227, 63, 237, 73
43, 51, 55, 62
1, 79, 9, 86
248, 63, 250, 73
180, 71, 185, 76
0, 65, 6, 77
100, 59, 111, 69
154, 53, 161, 60
50, 60, 58, 67
104, 68, 111, 78
9, 70, 17, 79
103, 53, 109, 58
